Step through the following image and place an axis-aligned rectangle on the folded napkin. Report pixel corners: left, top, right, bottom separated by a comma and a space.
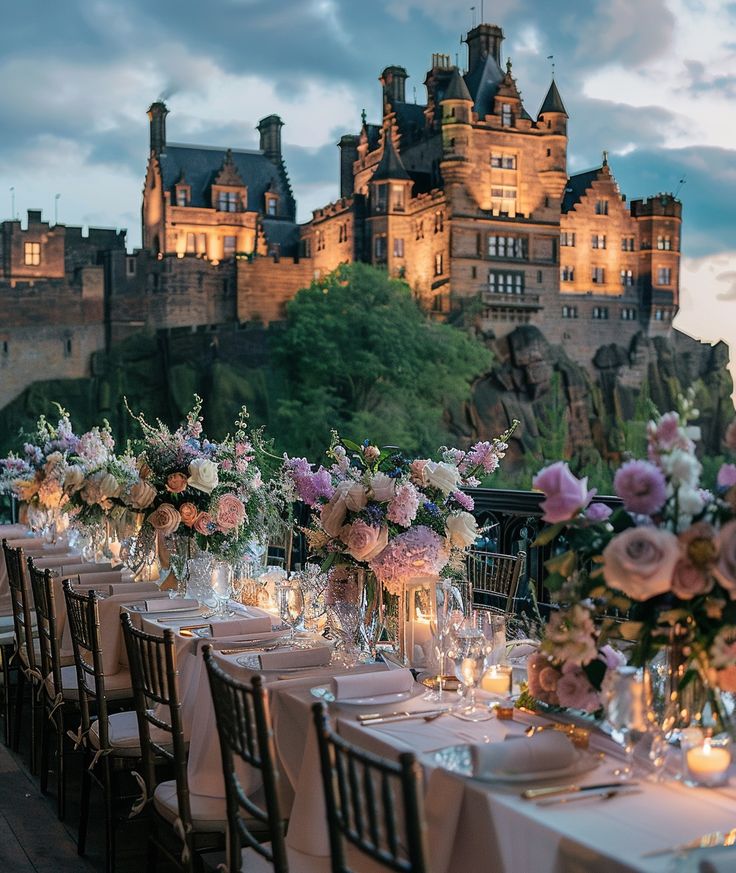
143, 598, 200, 613
0, 524, 30, 538
60, 570, 125, 586
31, 554, 76, 569
59, 562, 114, 575
471, 731, 578, 778
330, 668, 414, 700
209, 615, 273, 637
108, 582, 161, 596
259, 643, 332, 671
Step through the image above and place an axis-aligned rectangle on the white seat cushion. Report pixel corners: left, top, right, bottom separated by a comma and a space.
153, 780, 228, 833
88, 709, 172, 757
60, 664, 132, 701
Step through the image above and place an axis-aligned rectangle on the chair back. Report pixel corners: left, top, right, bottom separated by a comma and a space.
312, 702, 428, 873
467, 549, 526, 615
3, 539, 37, 675
203, 646, 287, 873
120, 614, 191, 850
27, 559, 64, 703
62, 580, 111, 749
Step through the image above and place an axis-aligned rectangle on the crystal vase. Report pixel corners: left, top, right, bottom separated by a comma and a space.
326, 566, 382, 662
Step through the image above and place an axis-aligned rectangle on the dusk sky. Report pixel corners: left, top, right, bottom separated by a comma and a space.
2, 0, 734, 371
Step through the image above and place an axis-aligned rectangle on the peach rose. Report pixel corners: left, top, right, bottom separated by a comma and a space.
194, 512, 216, 535
147, 503, 180, 536
216, 494, 246, 532
166, 472, 189, 493
320, 492, 348, 537
127, 480, 157, 510
410, 459, 430, 485
14, 478, 39, 502
670, 559, 713, 600
342, 520, 389, 562
179, 502, 200, 527
602, 527, 680, 600
717, 666, 736, 693
715, 520, 736, 598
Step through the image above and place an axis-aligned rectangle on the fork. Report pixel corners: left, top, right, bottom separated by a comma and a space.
641, 827, 736, 858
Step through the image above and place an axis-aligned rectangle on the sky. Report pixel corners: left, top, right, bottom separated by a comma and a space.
1, 0, 735, 376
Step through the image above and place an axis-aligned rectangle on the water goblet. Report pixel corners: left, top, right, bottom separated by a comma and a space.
604, 665, 650, 780
449, 617, 493, 722
211, 561, 234, 616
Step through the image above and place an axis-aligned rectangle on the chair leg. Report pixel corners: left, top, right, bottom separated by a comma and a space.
29, 689, 40, 775
39, 710, 50, 795
103, 757, 116, 873
56, 716, 66, 821
12, 669, 24, 753
78, 750, 92, 856
1, 645, 11, 747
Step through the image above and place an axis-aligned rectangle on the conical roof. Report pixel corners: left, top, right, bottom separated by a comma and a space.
538, 79, 568, 117
443, 67, 472, 102
372, 131, 410, 181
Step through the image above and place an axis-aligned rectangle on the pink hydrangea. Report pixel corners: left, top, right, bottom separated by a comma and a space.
555, 663, 601, 713
369, 525, 448, 591
613, 460, 667, 516
386, 482, 421, 527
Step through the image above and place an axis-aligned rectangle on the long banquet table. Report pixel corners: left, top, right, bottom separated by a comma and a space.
4, 522, 736, 873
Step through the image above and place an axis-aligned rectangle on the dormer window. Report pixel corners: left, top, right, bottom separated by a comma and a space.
175, 185, 190, 207
501, 104, 512, 127
217, 190, 241, 212
265, 194, 278, 217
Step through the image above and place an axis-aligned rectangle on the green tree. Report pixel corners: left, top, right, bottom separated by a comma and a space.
270, 264, 492, 456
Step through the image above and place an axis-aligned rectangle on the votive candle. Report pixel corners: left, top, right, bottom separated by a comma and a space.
481, 664, 512, 695
685, 737, 731, 787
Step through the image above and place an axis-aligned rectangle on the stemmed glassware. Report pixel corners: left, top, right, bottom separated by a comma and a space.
449, 612, 493, 722
423, 581, 458, 702
210, 561, 234, 616
603, 665, 651, 780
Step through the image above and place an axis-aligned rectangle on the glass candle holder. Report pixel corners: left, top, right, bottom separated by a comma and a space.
480, 664, 512, 695
682, 732, 731, 787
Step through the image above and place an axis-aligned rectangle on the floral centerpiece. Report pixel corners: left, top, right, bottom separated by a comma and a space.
127, 396, 284, 564
527, 393, 736, 728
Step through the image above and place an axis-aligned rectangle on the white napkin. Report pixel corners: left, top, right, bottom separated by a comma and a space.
31, 554, 76, 569
330, 668, 414, 700
259, 643, 332, 671
61, 570, 126, 586
108, 582, 161, 596
143, 597, 200, 613
59, 562, 114, 575
209, 615, 273, 637
471, 731, 578, 778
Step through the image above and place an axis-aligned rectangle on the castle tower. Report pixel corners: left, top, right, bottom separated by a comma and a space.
630, 192, 682, 324
380, 65, 408, 114
257, 114, 283, 164
440, 68, 474, 197
147, 101, 169, 156
464, 23, 504, 71
338, 134, 359, 198
368, 127, 412, 274
537, 79, 569, 202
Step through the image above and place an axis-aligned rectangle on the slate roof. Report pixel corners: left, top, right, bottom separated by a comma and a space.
159, 144, 295, 220
372, 134, 411, 181
261, 218, 300, 256
464, 52, 504, 119
393, 102, 426, 140
444, 67, 472, 102
538, 80, 568, 117
562, 167, 602, 213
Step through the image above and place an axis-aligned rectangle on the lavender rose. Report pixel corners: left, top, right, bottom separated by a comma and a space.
585, 502, 612, 522
532, 461, 595, 523
718, 464, 736, 489
602, 527, 680, 600
714, 520, 736, 598
342, 520, 389, 562
147, 503, 181, 536
613, 460, 667, 515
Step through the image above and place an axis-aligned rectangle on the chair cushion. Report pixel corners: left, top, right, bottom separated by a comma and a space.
153, 780, 228, 833
60, 664, 133, 701
88, 709, 172, 757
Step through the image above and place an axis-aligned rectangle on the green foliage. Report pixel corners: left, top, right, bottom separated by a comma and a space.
269, 264, 492, 456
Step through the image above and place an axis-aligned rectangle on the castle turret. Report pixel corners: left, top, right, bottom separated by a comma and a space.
338, 134, 359, 199
465, 23, 504, 72
147, 101, 168, 156
537, 79, 569, 202
538, 79, 568, 134
380, 66, 408, 113
631, 192, 682, 321
440, 67, 474, 161
257, 114, 283, 164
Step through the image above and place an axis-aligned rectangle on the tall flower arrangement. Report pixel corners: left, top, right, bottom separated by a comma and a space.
128, 396, 284, 562
284, 425, 517, 592
528, 394, 736, 721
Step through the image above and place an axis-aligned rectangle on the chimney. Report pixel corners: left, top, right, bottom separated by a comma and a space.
380, 66, 408, 110
147, 101, 169, 155
465, 23, 504, 71
257, 115, 284, 164
338, 135, 359, 198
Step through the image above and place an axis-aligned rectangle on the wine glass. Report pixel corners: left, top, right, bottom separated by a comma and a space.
423, 581, 455, 702
211, 561, 234, 616
603, 666, 650, 780
449, 615, 492, 722
276, 578, 305, 633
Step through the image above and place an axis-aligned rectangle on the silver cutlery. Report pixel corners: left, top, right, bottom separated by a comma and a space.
536, 787, 642, 807
641, 827, 736, 858
521, 781, 638, 801
358, 709, 450, 726
220, 642, 289, 655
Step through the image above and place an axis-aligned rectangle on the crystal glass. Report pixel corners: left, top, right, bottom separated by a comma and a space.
210, 561, 234, 616
423, 581, 456, 702
449, 615, 493, 722
293, 563, 328, 633
276, 577, 305, 630
328, 598, 363, 667
232, 557, 259, 605
476, 611, 506, 666
604, 665, 651, 780
187, 552, 215, 604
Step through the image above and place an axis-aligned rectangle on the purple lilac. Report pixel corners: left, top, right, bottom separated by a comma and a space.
451, 490, 475, 511
613, 460, 667, 515
285, 457, 335, 507
464, 441, 501, 474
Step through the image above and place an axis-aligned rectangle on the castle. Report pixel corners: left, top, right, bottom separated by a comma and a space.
0, 21, 682, 410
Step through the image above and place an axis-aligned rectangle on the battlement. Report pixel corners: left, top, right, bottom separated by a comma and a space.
312, 197, 354, 220
630, 194, 682, 219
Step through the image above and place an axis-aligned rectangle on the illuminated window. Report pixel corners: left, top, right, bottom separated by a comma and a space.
266, 195, 278, 216
24, 242, 41, 266
592, 306, 609, 320
176, 187, 189, 207
316, 231, 325, 252
592, 267, 605, 283
620, 307, 637, 320
657, 236, 672, 250
620, 269, 634, 286
487, 235, 526, 259
488, 271, 523, 294
621, 236, 635, 251
562, 305, 578, 319
654, 309, 669, 321
560, 231, 575, 247
186, 233, 196, 254
657, 267, 672, 285
591, 234, 606, 250
434, 211, 444, 233
392, 185, 406, 212
217, 191, 239, 212
415, 220, 424, 240
434, 252, 444, 275
595, 199, 609, 215
561, 266, 574, 281
223, 236, 236, 257
393, 237, 404, 258
490, 153, 516, 169
501, 104, 512, 127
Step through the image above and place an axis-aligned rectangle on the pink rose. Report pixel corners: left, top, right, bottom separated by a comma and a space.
363, 445, 380, 463
714, 520, 736, 598
166, 472, 189, 493
147, 503, 181, 536
602, 527, 680, 600
320, 492, 348, 537
216, 494, 246, 532
194, 512, 216, 535
179, 502, 199, 527
370, 472, 396, 503
410, 459, 429, 485
670, 559, 713, 600
556, 663, 601, 713
342, 520, 389, 562
532, 461, 595, 523
526, 652, 560, 706
718, 464, 736, 489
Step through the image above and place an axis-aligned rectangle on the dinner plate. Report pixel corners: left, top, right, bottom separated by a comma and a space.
191, 627, 291, 646
310, 684, 424, 707
427, 744, 600, 783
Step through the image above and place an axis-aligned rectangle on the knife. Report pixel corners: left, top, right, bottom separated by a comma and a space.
641, 827, 736, 858
521, 781, 639, 800
358, 708, 450, 726
536, 787, 642, 807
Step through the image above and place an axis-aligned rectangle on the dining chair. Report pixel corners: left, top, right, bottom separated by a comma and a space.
3, 539, 41, 771
466, 549, 526, 616
63, 581, 136, 873
202, 646, 287, 873
0, 612, 14, 748
312, 702, 429, 873
27, 558, 79, 820
120, 613, 226, 873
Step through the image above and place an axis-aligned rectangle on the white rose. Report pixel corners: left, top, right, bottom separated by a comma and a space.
188, 458, 219, 494
64, 465, 85, 493
661, 449, 701, 487
370, 472, 396, 503
445, 511, 479, 548
423, 461, 461, 495
127, 480, 157, 510
337, 480, 368, 512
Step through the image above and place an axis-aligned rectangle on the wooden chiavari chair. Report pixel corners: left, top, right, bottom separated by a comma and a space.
466, 549, 526, 616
